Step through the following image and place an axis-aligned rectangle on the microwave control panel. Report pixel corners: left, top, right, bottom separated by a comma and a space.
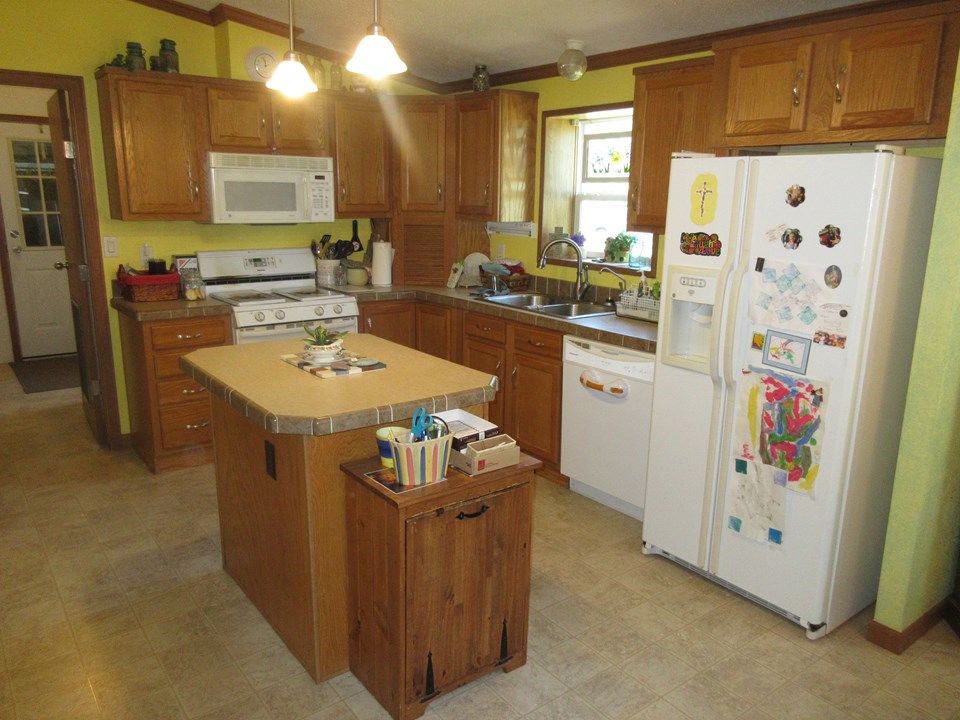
308, 173, 335, 222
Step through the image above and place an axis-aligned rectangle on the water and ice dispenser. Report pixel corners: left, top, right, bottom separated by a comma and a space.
661, 267, 719, 373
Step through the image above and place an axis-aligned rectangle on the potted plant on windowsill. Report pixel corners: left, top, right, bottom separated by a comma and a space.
562, 233, 587, 259
302, 323, 346, 361
604, 232, 633, 263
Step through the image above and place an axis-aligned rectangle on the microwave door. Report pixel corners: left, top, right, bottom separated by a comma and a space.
213, 169, 304, 224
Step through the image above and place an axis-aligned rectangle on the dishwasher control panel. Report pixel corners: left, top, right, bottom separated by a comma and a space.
563, 337, 655, 382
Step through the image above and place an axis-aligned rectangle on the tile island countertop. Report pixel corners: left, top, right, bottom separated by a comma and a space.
180, 333, 497, 436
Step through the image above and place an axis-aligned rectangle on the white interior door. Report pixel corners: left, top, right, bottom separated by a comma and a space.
2, 134, 75, 358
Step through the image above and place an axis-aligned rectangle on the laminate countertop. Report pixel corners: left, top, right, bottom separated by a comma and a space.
180, 334, 496, 436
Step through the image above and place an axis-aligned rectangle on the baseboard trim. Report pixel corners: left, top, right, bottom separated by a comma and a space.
866, 598, 948, 654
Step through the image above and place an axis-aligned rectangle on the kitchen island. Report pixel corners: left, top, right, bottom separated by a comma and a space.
180, 334, 497, 681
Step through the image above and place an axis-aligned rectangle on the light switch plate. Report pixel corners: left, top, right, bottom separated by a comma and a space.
103, 236, 118, 257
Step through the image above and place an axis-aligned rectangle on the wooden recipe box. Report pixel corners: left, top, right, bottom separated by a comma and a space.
341, 454, 540, 720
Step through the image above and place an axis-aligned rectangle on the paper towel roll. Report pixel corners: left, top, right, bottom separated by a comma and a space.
371, 241, 393, 286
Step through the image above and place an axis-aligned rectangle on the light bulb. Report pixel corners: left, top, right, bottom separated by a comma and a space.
558, 40, 587, 82
266, 51, 318, 97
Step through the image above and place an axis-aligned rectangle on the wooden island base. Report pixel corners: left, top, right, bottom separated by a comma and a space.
211, 394, 490, 681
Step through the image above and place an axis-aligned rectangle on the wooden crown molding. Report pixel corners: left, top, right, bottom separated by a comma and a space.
0, 114, 48, 125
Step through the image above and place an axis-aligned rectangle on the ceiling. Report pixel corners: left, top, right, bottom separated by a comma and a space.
175, 0, 869, 85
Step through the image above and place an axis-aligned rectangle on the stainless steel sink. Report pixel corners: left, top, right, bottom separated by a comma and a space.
539, 303, 615, 318
483, 293, 565, 308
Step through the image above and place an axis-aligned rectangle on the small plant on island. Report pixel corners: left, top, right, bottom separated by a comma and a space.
302, 323, 346, 348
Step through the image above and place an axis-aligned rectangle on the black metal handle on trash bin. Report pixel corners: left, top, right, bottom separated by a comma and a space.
456, 504, 489, 520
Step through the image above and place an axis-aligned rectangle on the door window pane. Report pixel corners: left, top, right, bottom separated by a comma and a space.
43, 179, 59, 211
47, 215, 63, 247
9, 139, 61, 249
38, 142, 55, 176
12, 140, 37, 173
18, 178, 42, 211
22, 215, 47, 247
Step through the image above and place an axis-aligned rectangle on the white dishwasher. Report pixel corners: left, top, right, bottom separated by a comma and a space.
561, 336, 655, 521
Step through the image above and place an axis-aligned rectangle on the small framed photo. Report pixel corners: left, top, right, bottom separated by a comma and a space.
762, 330, 811, 375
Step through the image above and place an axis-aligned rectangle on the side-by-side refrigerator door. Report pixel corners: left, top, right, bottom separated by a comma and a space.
642, 156, 747, 570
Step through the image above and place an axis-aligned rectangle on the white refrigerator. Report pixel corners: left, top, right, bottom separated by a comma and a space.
642, 148, 941, 638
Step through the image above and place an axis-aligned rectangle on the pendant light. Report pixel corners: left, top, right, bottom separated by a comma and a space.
347, 0, 407, 80
267, 0, 318, 98
557, 40, 587, 81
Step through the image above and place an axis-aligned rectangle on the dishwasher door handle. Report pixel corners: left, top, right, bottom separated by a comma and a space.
579, 370, 629, 398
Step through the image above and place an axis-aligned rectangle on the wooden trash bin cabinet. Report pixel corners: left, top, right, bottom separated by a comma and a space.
342, 455, 540, 720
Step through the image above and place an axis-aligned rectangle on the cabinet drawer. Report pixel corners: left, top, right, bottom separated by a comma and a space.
154, 351, 192, 380
511, 325, 561, 360
157, 377, 208, 407
159, 402, 212, 449
150, 318, 227, 350
463, 312, 506, 344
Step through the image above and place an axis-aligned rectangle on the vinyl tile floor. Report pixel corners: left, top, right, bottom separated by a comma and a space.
3, 363, 960, 720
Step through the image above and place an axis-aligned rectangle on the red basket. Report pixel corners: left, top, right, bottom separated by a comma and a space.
117, 265, 180, 302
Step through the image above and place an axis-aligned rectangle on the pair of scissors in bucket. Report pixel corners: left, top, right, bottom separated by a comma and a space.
411, 407, 431, 441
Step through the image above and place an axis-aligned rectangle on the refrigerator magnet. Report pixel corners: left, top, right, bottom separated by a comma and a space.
785, 184, 806, 207
751, 332, 766, 351
824, 265, 842, 289
690, 174, 718, 225
781, 227, 802, 250
679, 231, 722, 257
819, 224, 842, 248
762, 330, 812, 374
814, 330, 846, 348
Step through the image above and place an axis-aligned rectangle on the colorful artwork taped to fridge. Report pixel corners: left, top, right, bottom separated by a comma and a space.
735, 367, 827, 496
812, 303, 851, 348
819, 224, 842, 248
785, 184, 806, 207
750, 260, 826, 334
680, 231, 722, 256
690, 174, 718, 225
728, 460, 786, 545
751, 333, 765, 351
762, 330, 811, 374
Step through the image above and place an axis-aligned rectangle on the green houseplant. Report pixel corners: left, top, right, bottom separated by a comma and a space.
604, 232, 633, 263
302, 323, 347, 360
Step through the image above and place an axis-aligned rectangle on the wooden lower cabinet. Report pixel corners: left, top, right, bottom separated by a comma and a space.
343, 455, 539, 720
415, 303, 461, 363
360, 300, 416, 347
117, 312, 232, 472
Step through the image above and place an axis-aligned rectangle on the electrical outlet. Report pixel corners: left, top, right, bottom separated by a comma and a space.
103, 236, 118, 257
496, 243, 506, 259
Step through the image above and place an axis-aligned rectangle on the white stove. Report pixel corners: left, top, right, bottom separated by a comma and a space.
198, 248, 359, 344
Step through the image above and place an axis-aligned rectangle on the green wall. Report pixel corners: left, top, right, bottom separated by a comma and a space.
873, 63, 960, 632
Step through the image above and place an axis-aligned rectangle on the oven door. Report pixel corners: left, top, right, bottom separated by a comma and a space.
234, 315, 358, 344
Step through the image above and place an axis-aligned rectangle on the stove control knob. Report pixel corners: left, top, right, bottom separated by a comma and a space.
274, 309, 286, 320
333, 304, 343, 315
314, 306, 325, 317
254, 311, 265, 322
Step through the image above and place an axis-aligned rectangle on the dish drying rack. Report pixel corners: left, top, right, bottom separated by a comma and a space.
616, 285, 661, 322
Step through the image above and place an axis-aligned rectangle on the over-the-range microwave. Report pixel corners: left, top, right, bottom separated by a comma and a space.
207, 152, 335, 224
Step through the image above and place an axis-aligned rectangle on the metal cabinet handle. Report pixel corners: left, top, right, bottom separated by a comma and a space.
476, 323, 493, 333
54, 261, 73, 270
185, 421, 210, 430
437, 183, 443, 202
176, 332, 204, 340
835, 63, 847, 104
367, 317, 373, 329
527, 339, 546, 348
456, 504, 489, 520
340, 181, 347, 200
484, 182, 490, 201
511, 366, 517, 388
792, 68, 804, 107
493, 360, 502, 373
260, 111, 267, 136
181, 387, 206, 395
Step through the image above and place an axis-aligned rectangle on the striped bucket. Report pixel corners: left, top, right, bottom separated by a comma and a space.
390, 432, 454, 486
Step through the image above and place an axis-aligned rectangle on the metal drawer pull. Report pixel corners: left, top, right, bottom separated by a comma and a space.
184, 421, 210, 430
180, 387, 206, 395
835, 63, 847, 104
792, 68, 804, 107
477, 324, 492, 332
527, 339, 546, 348
177, 332, 204, 340
456, 504, 489, 520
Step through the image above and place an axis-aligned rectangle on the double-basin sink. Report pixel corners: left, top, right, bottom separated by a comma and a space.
483, 293, 614, 319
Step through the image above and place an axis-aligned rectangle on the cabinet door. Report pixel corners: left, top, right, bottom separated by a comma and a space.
112, 78, 206, 218
207, 85, 272, 149
724, 38, 814, 137
273, 94, 332, 154
360, 301, 415, 347
628, 60, 714, 233
830, 18, 944, 130
507, 349, 562, 464
461, 337, 505, 430
416, 303, 460, 363
405, 485, 531, 703
455, 94, 497, 217
399, 100, 446, 212
335, 95, 391, 216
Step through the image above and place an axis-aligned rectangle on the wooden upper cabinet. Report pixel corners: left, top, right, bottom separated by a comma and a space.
715, 7, 958, 146
334, 93, 391, 216
628, 58, 715, 234
96, 67, 207, 220
455, 90, 537, 221
208, 85, 331, 154
830, 18, 944, 130
398, 99, 447, 212
723, 39, 813, 137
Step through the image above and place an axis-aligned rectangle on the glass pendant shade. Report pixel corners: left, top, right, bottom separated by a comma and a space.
558, 40, 587, 81
267, 51, 318, 97
347, 0, 407, 80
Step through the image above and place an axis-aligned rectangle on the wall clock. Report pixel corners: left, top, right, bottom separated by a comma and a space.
246, 47, 277, 82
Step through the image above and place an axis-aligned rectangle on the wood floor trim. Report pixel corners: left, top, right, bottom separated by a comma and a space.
866, 599, 948, 654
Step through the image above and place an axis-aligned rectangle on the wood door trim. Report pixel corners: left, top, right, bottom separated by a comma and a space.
0, 68, 120, 449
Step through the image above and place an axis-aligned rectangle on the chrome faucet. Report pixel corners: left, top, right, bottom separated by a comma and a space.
599, 266, 626, 290
538, 237, 589, 300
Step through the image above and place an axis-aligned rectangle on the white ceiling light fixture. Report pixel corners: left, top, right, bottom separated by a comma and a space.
266, 0, 318, 98
558, 39, 587, 81
347, 0, 408, 80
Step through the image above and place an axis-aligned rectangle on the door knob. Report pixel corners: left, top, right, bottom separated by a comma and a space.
54, 261, 73, 270
12, 245, 23, 254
